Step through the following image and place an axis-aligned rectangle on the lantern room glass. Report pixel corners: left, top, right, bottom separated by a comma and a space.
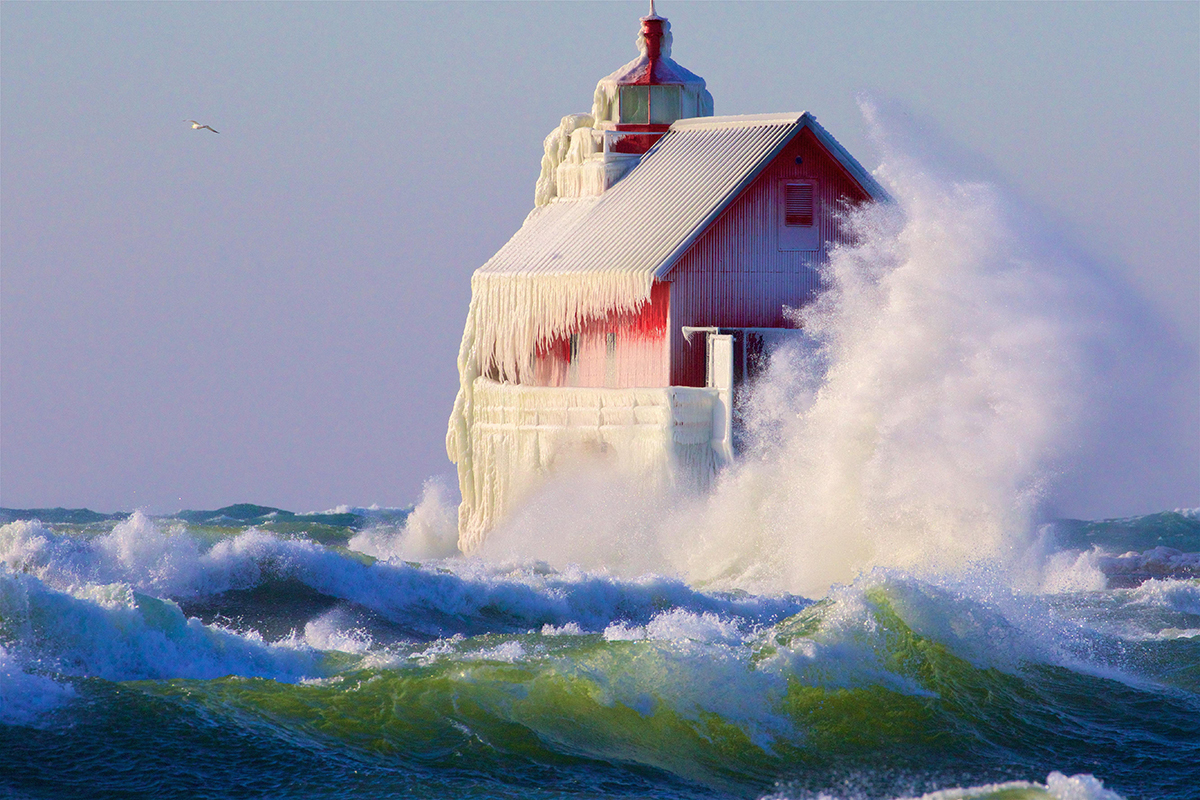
620, 85, 685, 125
619, 86, 649, 124
650, 86, 682, 124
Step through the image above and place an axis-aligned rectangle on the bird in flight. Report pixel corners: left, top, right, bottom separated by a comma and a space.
186, 120, 219, 133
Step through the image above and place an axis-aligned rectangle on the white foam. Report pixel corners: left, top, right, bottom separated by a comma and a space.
603, 609, 745, 645
1039, 548, 1109, 594
1129, 578, 1200, 616
310, 503, 406, 516
1097, 547, 1200, 584
762, 771, 1125, 800
467, 640, 527, 663
0, 568, 320, 683
4, 510, 809, 648
408, 635, 466, 666
1130, 627, 1200, 642
302, 612, 374, 654
912, 771, 1124, 800
1042, 773, 1125, 800
348, 479, 459, 561
1, 512, 206, 598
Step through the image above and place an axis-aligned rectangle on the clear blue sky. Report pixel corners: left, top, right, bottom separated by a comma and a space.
2, 2, 1196, 515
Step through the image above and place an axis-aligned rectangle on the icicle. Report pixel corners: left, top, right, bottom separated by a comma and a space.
447, 264, 662, 550
471, 270, 656, 384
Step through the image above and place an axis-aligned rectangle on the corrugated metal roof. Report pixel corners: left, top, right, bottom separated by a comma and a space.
477, 112, 886, 282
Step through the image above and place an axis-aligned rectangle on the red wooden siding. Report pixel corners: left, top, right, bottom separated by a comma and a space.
532, 281, 671, 388
666, 126, 873, 386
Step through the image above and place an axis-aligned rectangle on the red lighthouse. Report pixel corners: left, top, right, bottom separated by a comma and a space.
448, 5, 888, 551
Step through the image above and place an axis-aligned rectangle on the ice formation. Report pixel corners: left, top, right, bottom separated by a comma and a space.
535, 15, 713, 207
453, 380, 721, 553
446, 220, 675, 551
535, 116, 644, 207
449, 10, 721, 550
590, 16, 713, 130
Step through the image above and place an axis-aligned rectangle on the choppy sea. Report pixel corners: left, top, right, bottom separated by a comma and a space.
2, 504, 1197, 799
5, 100, 1198, 800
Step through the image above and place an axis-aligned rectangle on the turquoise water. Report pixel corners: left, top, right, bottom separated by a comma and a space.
2, 506, 1197, 799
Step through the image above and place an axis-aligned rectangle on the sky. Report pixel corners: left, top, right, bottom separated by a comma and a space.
2, 1, 1197, 517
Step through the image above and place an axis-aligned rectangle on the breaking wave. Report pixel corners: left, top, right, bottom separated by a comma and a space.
478, 99, 1195, 601
3, 105, 1195, 798
2, 505, 1197, 796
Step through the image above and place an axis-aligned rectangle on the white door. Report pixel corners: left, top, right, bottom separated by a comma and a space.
706, 334, 734, 465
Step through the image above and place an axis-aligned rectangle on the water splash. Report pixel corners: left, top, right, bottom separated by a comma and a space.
480, 101, 1195, 598
348, 478, 459, 561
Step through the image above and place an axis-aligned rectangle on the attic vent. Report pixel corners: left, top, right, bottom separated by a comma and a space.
779, 181, 819, 251
785, 183, 814, 226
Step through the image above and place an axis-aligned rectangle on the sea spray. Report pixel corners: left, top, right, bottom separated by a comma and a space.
709, 103, 1103, 595
481, 102, 1115, 597
348, 478, 458, 561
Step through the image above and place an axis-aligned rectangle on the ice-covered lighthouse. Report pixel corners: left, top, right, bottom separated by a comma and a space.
447, 3, 887, 552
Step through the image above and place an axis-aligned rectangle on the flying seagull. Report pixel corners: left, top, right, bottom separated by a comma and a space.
186, 119, 219, 133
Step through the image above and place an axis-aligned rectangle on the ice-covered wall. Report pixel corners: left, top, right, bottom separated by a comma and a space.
530, 280, 670, 389
453, 378, 722, 553
469, 267, 656, 386
446, 211, 665, 549
533, 324, 668, 389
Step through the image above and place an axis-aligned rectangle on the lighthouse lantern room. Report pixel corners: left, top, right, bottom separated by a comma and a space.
598, 0, 714, 154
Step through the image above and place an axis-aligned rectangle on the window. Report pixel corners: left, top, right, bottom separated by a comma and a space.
649, 86, 682, 124
606, 331, 616, 354
569, 333, 580, 361
779, 181, 819, 251
619, 86, 649, 124
619, 84, 683, 125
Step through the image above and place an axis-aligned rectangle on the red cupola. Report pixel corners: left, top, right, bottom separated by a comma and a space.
591, 1, 714, 154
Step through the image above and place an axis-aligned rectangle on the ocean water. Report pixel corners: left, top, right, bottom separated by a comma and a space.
1, 506, 1197, 799
3, 105, 1197, 798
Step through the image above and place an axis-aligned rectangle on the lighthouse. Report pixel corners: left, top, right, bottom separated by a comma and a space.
448, 5, 888, 552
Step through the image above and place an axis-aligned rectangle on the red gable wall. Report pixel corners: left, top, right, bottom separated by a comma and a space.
524, 124, 876, 391
665, 125, 874, 386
